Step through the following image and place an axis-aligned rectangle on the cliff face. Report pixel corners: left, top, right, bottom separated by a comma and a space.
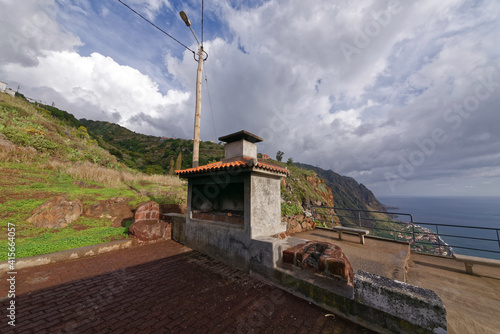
294, 163, 386, 226
280, 163, 339, 233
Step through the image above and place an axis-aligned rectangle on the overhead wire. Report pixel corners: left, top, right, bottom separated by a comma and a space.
116, 0, 195, 54
204, 73, 217, 140
202, 0, 204, 46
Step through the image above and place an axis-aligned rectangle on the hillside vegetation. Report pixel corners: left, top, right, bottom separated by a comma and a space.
0, 92, 186, 260
80, 119, 224, 174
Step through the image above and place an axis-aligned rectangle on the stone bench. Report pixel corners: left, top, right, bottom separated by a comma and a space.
331, 226, 369, 245
453, 253, 500, 275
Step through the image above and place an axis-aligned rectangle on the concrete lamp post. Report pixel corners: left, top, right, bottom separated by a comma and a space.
179, 10, 205, 168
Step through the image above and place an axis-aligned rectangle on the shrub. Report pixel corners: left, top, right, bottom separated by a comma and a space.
281, 202, 303, 216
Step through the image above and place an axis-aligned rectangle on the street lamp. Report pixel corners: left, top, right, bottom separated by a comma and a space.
179, 10, 206, 168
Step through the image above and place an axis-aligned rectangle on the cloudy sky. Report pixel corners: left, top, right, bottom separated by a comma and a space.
1, 0, 499, 197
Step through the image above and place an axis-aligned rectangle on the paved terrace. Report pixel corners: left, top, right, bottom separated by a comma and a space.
0, 240, 372, 334
2, 231, 499, 333
295, 229, 500, 334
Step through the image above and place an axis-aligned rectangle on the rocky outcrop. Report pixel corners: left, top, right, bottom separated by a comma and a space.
284, 214, 316, 234
84, 198, 133, 227
129, 201, 171, 242
282, 167, 338, 234
27, 196, 82, 229
283, 240, 353, 285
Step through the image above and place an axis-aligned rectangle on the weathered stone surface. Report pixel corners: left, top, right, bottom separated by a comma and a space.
129, 201, 171, 241
27, 196, 82, 229
84, 198, 133, 227
282, 240, 353, 285
129, 220, 171, 241
354, 270, 447, 333
134, 201, 160, 223
284, 214, 316, 234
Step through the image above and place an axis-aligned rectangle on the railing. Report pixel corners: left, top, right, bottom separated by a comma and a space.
311, 206, 500, 259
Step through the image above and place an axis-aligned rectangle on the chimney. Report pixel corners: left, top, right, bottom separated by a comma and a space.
219, 130, 263, 161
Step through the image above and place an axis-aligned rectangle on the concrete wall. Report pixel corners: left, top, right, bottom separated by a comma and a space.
183, 169, 285, 270
184, 216, 251, 271
354, 271, 447, 333
248, 236, 447, 334
0, 81, 6, 92
184, 174, 253, 271
224, 139, 257, 160
249, 173, 285, 238
166, 213, 186, 244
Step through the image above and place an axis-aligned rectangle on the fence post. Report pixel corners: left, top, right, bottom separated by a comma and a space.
331, 208, 334, 229
436, 225, 442, 256
497, 229, 500, 253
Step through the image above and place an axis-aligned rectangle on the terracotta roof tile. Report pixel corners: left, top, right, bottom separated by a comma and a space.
175, 157, 289, 176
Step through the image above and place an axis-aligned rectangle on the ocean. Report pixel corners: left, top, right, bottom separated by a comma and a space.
378, 196, 500, 260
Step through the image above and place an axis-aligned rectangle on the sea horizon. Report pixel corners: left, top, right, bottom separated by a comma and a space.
378, 195, 500, 259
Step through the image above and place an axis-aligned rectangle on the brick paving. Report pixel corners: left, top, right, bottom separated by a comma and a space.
1, 240, 373, 333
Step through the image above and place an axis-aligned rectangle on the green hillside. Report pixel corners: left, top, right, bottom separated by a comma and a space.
0, 92, 186, 260
80, 119, 224, 174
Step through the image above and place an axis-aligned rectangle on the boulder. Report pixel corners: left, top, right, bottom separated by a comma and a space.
129, 201, 171, 242
134, 201, 160, 223
84, 198, 133, 227
129, 220, 171, 242
283, 240, 354, 285
27, 196, 82, 229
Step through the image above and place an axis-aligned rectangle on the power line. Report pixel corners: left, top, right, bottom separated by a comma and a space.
116, 0, 195, 54
204, 74, 217, 140
201, 1, 204, 46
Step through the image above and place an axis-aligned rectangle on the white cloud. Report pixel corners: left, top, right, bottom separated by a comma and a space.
0, 0, 82, 66
2, 51, 191, 136
1, 0, 499, 196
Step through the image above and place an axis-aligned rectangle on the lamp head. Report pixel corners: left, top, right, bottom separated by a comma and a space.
179, 11, 191, 27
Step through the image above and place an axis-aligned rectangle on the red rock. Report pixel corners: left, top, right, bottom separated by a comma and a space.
134, 201, 160, 223
27, 196, 82, 229
129, 220, 171, 241
129, 201, 172, 242
282, 240, 353, 285
84, 198, 133, 227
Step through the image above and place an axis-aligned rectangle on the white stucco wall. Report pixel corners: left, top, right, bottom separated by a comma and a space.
249, 173, 285, 238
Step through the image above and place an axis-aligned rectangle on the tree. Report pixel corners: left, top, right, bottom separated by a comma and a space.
145, 165, 165, 175
175, 152, 182, 171
276, 150, 284, 162
168, 157, 175, 174
286, 157, 293, 166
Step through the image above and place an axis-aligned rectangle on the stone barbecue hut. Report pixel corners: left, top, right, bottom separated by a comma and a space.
175, 130, 289, 270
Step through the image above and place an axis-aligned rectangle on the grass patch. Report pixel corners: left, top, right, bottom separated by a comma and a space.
0, 161, 186, 260
0, 224, 129, 260
281, 202, 303, 216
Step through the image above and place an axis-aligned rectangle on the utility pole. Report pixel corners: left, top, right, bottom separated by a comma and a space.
180, 11, 206, 168
193, 44, 203, 167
